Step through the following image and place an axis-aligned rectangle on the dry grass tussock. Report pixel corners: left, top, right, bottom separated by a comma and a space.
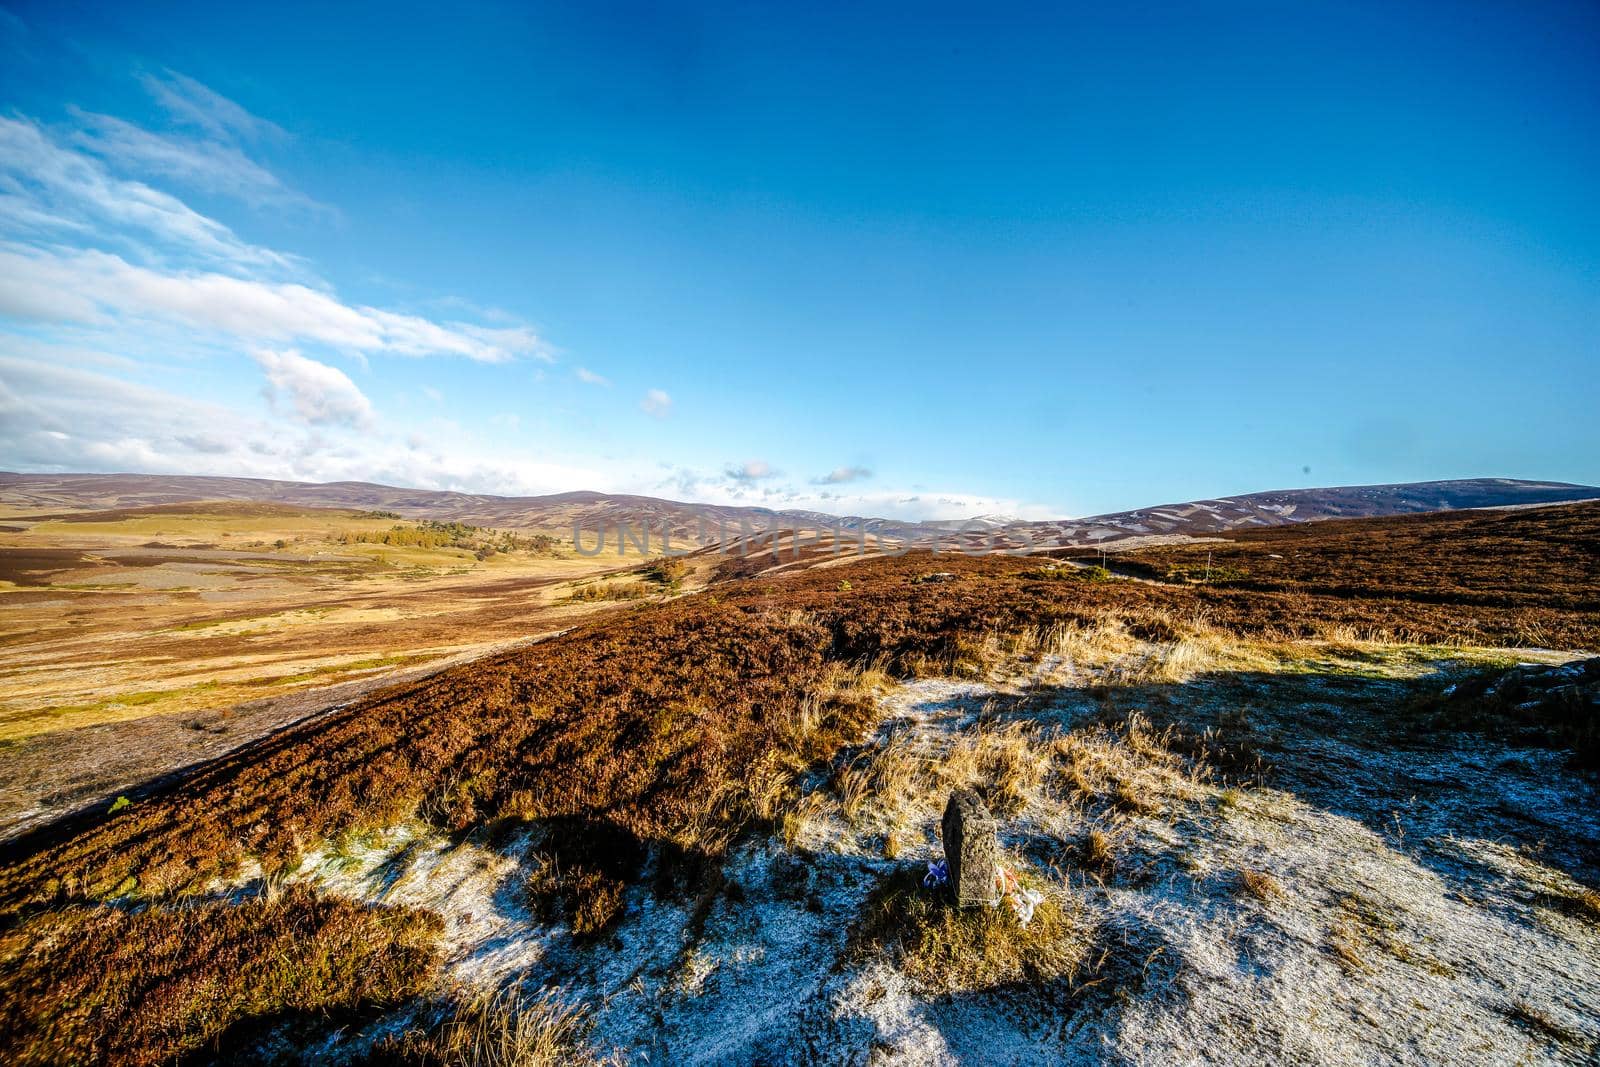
366, 981, 611, 1067
930, 608, 1287, 687
1322, 891, 1456, 978
852, 866, 1092, 994
819, 706, 1208, 854
1528, 876, 1600, 925
519, 820, 645, 938
1236, 868, 1283, 901
741, 659, 895, 824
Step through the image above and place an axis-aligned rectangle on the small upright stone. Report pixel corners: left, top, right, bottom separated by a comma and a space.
941, 789, 1000, 907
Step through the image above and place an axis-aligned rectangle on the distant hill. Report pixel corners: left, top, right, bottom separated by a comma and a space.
993, 478, 1600, 551
0, 472, 940, 546
1, 472, 1594, 551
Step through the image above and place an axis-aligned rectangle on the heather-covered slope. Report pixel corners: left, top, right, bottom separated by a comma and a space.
0, 499, 1596, 1064
5, 503, 1598, 906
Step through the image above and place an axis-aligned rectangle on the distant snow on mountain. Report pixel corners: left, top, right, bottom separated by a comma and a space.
2, 473, 1595, 552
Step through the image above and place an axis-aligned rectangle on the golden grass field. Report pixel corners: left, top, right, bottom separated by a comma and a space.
0, 500, 715, 838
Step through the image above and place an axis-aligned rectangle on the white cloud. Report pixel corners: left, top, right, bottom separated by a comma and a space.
725, 459, 778, 482
0, 351, 271, 471
813, 465, 872, 484
643, 454, 1054, 520
0, 346, 612, 494
2, 341, 1062, 522
0, 244, 541, 362
574, 366, 610, 386
0, 332, 138, 370
365, 308, 548, 362
640, 388, 672, 417
253, 348, 372, 427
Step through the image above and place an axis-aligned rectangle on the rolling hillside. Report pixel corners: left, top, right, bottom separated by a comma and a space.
1, 497, 1596, 1064
3, 472, 1595, 551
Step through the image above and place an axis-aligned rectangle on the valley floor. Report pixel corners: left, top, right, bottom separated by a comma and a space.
0, 500, 691, 839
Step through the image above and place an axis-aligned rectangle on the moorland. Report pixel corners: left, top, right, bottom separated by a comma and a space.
0, 488, 1596, 1065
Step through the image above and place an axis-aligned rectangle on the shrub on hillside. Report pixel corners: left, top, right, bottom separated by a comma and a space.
641, 557, 688, 590
1024, 564, 1115, 582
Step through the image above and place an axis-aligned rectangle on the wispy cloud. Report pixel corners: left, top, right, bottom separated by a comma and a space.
574, 366, 610, 386
813, 465, 872, 484
140, 69, 287, 144
0, 244, 541, 362
253, 347, 372, 427
0, 115, 298, 273
70, 108, 331, 218
640, 388, 672, 417
0, 89, 548, 364
70, 71, 329, 217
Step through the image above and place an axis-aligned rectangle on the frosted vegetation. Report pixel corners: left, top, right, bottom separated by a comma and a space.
248, 627, 1599, 1065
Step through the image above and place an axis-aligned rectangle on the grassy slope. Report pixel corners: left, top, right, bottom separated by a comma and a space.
5, 506, 1598, 907
0, 502, 656, 739
0, 502, 1595, 1064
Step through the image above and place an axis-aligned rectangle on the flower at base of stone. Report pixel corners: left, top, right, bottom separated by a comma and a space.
990, 864, 1043, 925
1010, 887, 1045, 927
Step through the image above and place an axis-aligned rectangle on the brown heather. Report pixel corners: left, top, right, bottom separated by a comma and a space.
3, 503, 1598, 913
1109, 501, 1600, 626
0, 887, 441, 1066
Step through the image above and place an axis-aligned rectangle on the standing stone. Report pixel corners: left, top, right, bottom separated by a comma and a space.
941, 789, 1000, 908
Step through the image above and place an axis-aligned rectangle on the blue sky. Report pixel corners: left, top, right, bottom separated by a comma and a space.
0, 1, 1595, 519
